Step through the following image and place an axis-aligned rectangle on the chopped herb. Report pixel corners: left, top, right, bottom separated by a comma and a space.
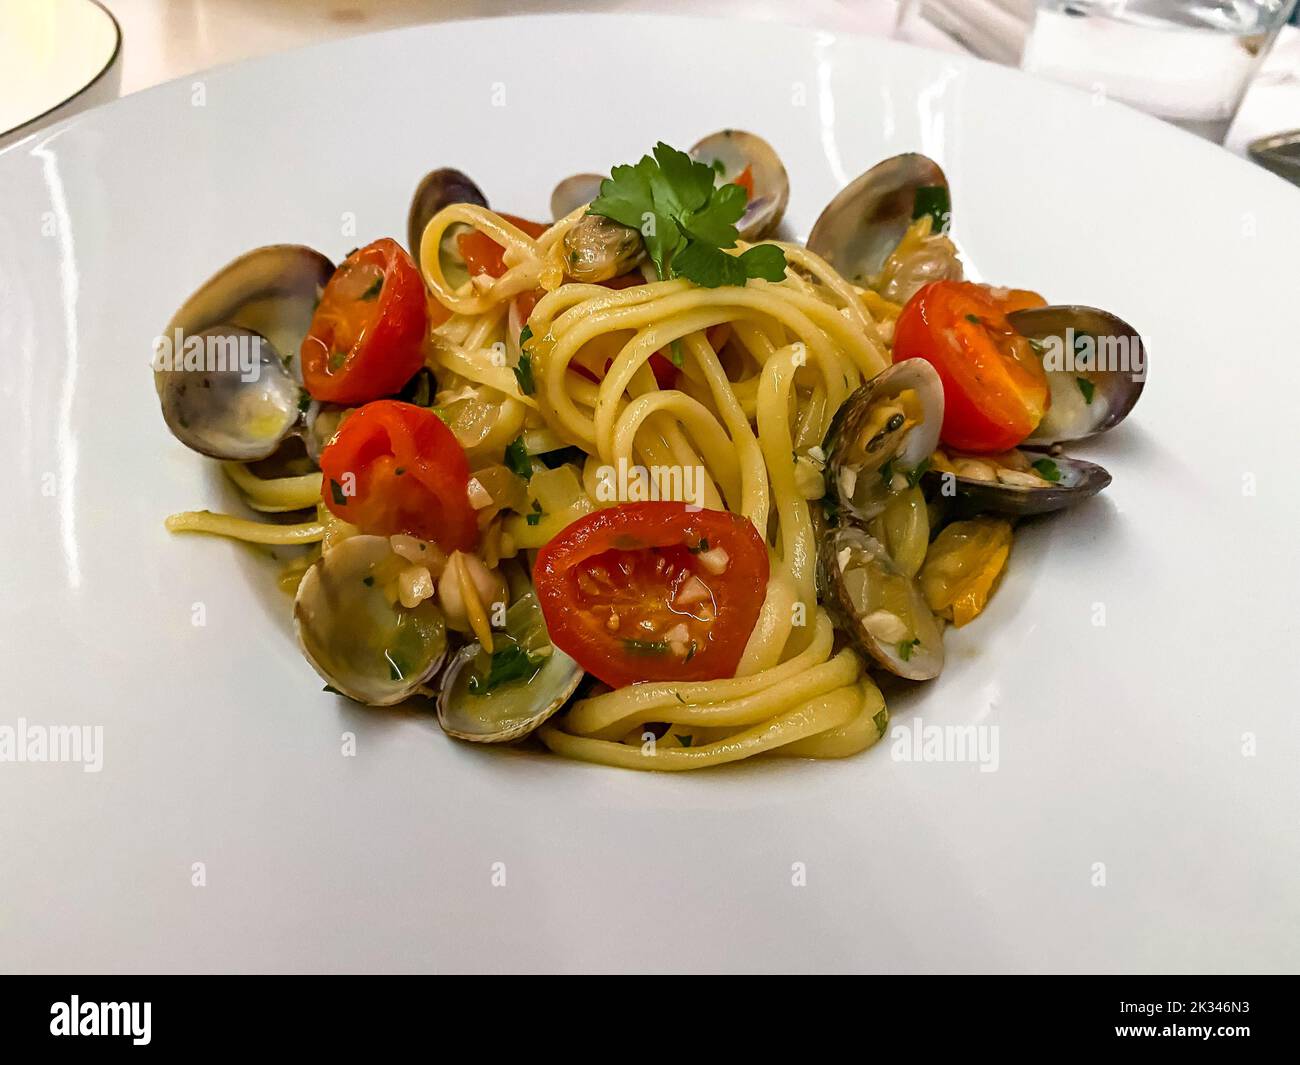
684, 641, 697, 663
587, 141, 789, 287
467, 643, 545, 695
710, 159, 726, 175
328, 349, 348, 371
1032, 457, 1062, 483
1076, 376, 1095, 405
669, 338, 685, 367
297, 389, 311, 414
897, 638, 919, 662
385, 652, 406, 681
519, 324, 534, 348
912, 185, 951, 232
688, 538, 710, 554
505, 436, 533, 480
623, 638, 671, 656
872, 708, 889, 736
329, 479, 348, 506
513, 353, 536, 396
394, 467, 405, 476
322, 684, 343, 695
906, 457, 932, 489
965, 314, 982, 325
343, 247, 359, 259
360, 275, 383, 300
675, 734, 695, 748
361, 576, 374, 587
526, 511, 543, 526
674, 692, 687, 704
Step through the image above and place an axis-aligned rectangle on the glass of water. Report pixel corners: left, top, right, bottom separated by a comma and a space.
1021, 0, 1299, 142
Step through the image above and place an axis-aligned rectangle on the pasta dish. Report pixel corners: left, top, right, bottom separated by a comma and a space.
152, 132, 1144, 771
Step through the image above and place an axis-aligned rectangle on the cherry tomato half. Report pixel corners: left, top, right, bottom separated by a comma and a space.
319, 400, 478, 552
458, 214, 549, 279
301, 238, 428, 405
534, 502, 769, 688
892, 280, 1050, 453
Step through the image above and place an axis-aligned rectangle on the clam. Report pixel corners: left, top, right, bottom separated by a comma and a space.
550, 172, 604, 221
806, 153, 959, 299
823, 358, 945, 523
562, 213, 646, 283
437, 591, 582, 743
154, 244, 334, 462
406, 166, 489, 261
689, 129, 790, 240
819, 524, 944, 681
1007, 304, 1147, 445
925, 447, 1111, 516
294, 535, 448, 705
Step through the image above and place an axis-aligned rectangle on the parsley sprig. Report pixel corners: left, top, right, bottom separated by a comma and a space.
588, 142, 787, 289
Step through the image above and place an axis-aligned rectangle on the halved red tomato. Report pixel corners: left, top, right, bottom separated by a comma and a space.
301, 238, 428, 405
893, 280, 1050, 453
318, 399, 478, 552
533, 502, 768, 688
458, 214, 549, 278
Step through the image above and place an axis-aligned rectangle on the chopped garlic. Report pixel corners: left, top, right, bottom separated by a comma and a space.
466, 477, 493, 510
862, 609, 909, 644
674, 574, 712, 607
695, 546, 730, 576
398, 565, 434, 609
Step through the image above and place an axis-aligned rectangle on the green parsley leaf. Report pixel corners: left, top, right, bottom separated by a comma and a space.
587, 141, 788, 285
688, 538, 710, 554
965, 314, 982, 325
297, 389, 311, 414
1031, 457, 1062, 483
467, 643, 545, 695
912, 185, 951, 232
322, 684, 343, 696
872, 708, 889, 736
360, 275, 383, 301
361, 576, 374, 587
504, 436, 533, 480
519, 324, 533, 348
329, 479, 348, 506
513, 353, 535, 396
675, 734, 695, 748
897, 638, 919, 662
683, 641, 697, 663
1076, 377, 1095, 405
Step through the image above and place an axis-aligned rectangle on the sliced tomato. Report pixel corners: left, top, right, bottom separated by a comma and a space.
318, 399, 478, 552
301, 238, 427, 405
892, 280, 1051, 453
534, 502, 768, 688
733, 165, 754, 201
458, 214, 549, 279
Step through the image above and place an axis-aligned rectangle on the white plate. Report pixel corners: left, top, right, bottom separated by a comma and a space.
2, 14, 1298, 974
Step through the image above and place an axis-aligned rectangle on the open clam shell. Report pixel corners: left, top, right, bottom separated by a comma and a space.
690, 129, 790, 241
925, 449, 1112, 517
154, 244, 333, 461
295, 535, 448, 706
437, 591, 582, 743
407, 166, 489, 260
824, 358, 945, 523
819, 524, 944, 681
806, 152, 950, 286
550, 172, 604, 221
1008, 304, 1147, 445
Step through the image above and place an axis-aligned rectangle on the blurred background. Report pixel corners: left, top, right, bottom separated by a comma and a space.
3, 0, 1298, 176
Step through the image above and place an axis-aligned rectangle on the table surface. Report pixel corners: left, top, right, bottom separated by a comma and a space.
6, 1, 1296, 157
